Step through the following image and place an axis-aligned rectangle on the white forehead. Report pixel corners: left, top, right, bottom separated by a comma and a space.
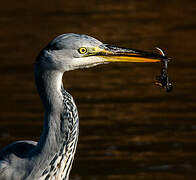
48, 33, 103, 50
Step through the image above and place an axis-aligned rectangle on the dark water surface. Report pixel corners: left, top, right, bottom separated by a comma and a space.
0, 0, 196, 179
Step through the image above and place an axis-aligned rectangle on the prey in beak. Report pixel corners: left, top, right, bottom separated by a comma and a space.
87, 44, 172, 92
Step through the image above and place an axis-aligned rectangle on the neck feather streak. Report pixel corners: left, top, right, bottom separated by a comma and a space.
27, 65, 79, 180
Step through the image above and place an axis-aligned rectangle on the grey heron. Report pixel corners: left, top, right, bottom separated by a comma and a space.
0, 33, 166, 180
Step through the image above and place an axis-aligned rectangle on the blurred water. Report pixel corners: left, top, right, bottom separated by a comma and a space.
0, 0, 196, 179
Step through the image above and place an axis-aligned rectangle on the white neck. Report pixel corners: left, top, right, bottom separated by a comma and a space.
26, 64, 79, 180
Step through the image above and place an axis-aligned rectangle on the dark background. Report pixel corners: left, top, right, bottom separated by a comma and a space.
0, 0, 196, 179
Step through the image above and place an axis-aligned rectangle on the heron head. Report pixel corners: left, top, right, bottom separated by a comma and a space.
36, 33, 167, 71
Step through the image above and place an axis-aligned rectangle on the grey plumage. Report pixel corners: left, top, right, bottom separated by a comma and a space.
0, 33, 165, 180
0, 33, 97, 180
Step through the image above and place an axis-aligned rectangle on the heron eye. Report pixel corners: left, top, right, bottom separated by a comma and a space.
78, 47, 87, 54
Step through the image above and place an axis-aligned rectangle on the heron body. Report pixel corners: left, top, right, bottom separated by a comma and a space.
0, 33, 166, 180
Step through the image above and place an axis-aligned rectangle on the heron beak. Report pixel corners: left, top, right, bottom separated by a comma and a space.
94, 44, 167, 63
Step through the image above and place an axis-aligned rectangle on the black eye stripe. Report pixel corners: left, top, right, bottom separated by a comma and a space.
45, 42, 64, 51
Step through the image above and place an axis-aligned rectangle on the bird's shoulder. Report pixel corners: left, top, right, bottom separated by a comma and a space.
0, 140, 37, 160
0, 141, 37, 179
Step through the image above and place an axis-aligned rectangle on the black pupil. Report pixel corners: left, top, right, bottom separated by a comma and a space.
81, 48, 85, 52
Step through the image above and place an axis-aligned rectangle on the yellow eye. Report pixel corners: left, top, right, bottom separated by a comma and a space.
78, 47, 87, 54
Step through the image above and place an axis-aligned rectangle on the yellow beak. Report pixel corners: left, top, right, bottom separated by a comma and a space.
93, 44, 167, 63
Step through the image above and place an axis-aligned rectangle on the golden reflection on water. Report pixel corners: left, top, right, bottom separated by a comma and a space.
0, 0, 196, 179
